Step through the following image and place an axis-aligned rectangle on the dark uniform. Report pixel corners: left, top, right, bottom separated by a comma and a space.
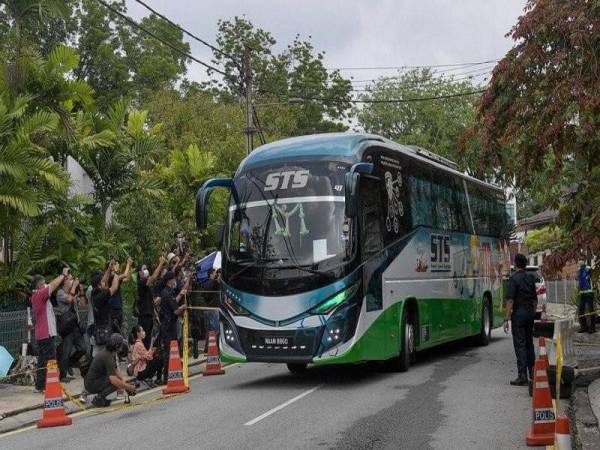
508, 269, 540, 380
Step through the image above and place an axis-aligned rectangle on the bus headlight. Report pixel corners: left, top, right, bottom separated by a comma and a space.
309, 283, 359, 315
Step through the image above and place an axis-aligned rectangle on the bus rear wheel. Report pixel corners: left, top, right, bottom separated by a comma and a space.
388, 309, 415, 372
287, 363, 308, 374
475, 297, 492, 346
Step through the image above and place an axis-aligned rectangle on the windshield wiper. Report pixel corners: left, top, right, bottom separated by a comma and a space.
228, 257, 291, 282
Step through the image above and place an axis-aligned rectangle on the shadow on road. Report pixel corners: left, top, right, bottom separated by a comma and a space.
230, 332, 508, 390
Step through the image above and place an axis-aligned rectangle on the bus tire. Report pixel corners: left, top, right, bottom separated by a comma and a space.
287, 363, 308, 374
388, 309, 415, 372
476, 297, 492, 346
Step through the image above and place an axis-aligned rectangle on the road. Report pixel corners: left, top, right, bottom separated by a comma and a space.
1, 330, 541, 449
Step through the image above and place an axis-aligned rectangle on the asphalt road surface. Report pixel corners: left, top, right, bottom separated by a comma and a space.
1, 330, 542, 449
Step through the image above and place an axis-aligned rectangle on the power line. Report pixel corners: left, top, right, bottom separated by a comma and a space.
93, 0, 229, 77
327, 59, 499, 71
133, 0, 239, 64
255, 89, 486, 106
349, 63, 497, 84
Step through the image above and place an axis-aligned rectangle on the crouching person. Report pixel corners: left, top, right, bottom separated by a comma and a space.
130, 325, 161, 387
85, 333, 136, 407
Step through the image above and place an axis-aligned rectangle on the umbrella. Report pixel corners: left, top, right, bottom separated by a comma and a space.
0, 345, 14, 378
195, 251, 221, 284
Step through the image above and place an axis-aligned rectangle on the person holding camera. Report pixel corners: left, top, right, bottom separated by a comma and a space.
109, 257, 132, 336
31, 267, 70, 392
55, 274, 87, 382
85, 333, 136, 407
90, 262, 120, 355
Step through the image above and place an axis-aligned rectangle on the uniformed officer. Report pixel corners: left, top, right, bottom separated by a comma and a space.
503, 253, 539, 386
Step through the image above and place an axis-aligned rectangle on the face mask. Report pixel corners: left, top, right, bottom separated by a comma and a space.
143, 269, 149, 278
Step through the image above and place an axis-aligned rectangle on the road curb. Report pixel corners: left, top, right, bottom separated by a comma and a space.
0, 357, 206, 424
571, 382, 600, 449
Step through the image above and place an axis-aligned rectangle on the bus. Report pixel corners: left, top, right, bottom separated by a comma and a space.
196, 133, 511, 373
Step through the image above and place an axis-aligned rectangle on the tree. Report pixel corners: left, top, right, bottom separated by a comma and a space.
71, 1, 190, 107
356, 68, 481, 172
211, 17, 352, 135
73, 100, 164, 224
472, 0, 600, 272
0, 93, 69, 259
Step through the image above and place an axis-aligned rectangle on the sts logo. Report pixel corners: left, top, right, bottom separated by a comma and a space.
264, 170, 309, 191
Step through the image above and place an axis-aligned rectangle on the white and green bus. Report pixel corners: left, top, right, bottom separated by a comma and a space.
196, 133, 511, 373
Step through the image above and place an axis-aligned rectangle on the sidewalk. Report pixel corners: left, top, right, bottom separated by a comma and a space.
0, 353, 208, 435
543, 303, 600, 447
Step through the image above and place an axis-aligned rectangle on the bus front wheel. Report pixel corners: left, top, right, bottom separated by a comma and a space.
287, 363, 308, 374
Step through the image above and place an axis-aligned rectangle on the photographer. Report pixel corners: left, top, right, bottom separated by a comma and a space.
158, 271, 187, 384
55, 275, 87, 382
109, 257, 132, 336
31, 267, 70, 392
91, 263, 120, 355
85, 333, 136, 407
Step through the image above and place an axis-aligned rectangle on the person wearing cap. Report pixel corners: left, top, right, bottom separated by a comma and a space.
84, 333, 136, 407
158, 271, 187, 384
31, 267, 70, 392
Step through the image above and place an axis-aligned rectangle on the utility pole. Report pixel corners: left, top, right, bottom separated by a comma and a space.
244, 45, 253, 155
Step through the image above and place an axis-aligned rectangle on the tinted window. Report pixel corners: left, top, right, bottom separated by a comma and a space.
360, 178, 384, 260
408, 165, 434, 228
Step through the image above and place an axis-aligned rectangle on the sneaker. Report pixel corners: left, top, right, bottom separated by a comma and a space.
92, 396, 111, 407
510, 377, 529, 386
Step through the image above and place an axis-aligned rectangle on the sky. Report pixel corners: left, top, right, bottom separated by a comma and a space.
126, 0, 528, 86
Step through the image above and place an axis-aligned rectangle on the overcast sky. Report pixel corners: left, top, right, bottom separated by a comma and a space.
126, 0, 527, 85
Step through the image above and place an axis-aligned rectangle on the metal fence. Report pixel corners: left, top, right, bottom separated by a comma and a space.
545, 280, 579, 304
0, 309, 28, 356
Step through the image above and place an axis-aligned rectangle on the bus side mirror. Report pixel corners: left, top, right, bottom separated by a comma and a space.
344, 162, 374, 218
196, 186, 214, 229
345, 172, 360, 218
215, 224, 224, 248
195, 178, 238, 230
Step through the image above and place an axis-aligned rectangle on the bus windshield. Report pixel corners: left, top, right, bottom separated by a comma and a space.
228, 198, 348, 267
226, 160, 351, 268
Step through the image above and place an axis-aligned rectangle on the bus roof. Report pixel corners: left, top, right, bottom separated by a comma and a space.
238, 133, 502, 192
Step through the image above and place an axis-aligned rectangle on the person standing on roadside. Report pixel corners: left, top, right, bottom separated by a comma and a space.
109, 257, 132, 336
577, 261, 596, 334
31, 267, 70, 392
504, 253, 539, 386
136, 257, 164, 348
159, 271, 187, 384
55, 275, 87, 382
91, 264, 120, 355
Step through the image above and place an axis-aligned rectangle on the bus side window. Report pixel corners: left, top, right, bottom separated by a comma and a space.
360, 178, 384, 260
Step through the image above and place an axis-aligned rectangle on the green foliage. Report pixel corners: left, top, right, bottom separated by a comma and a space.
474, 0, 600, 272
524, 226, 563, 254
211, 17, 352, 134
357, 68, 480, 172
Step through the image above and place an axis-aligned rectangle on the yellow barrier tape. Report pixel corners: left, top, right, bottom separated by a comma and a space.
86, 392, 182, 417
62, 385, 86, 412
577, 309, 600, 318
183, 295, 190, 387
556, 332, 563, 405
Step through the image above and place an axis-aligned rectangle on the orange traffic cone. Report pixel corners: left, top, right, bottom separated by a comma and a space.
163, 340, 189, 395
526, 359, 556, 446
538, 336, 549, 371
37, 360, 72, 428
203, 331, 225, 376
555, 414, 572, 450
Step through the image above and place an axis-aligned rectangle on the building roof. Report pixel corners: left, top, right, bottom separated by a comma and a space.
518, 209, 558, 229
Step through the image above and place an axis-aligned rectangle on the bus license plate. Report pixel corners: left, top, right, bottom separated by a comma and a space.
263, 337, 290, 346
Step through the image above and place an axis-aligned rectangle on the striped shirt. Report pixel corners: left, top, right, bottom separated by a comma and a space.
31, 286, 57, 340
